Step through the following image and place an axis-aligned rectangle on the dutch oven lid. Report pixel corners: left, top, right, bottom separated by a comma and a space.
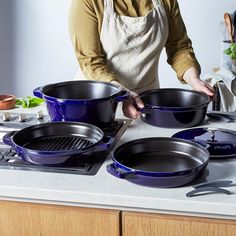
172, 128, 236, 158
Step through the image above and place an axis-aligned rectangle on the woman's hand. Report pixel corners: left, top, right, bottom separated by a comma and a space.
111, 80, 144, 119
122, 91, 144, 119
188, 77, 215, 97
183, 67, 215, 97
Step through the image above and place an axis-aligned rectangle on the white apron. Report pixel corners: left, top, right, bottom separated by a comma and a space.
74, 0, 169, 93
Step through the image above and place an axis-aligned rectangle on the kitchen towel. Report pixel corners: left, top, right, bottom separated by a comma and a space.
202, 67, 236, 112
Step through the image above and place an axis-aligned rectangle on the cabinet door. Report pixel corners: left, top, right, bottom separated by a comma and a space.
122, 211, 236, 236
0, 200, 120, 236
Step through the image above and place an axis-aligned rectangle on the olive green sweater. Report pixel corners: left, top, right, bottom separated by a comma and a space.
68, 0, 200, 84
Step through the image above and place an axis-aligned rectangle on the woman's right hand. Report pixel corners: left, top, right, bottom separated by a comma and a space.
122, 91, 144, 119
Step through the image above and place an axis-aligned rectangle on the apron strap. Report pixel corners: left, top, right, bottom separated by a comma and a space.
152, 0, 161, 10
104, 0, 114, 13
104, 0, 161, 15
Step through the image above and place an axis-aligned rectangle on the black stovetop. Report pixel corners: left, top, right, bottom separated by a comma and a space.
0, 112, 130, 175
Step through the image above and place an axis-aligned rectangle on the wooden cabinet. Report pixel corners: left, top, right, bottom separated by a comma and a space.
0, 200, 236, 236
122, 211, 236, 236
0, 201, 120, 236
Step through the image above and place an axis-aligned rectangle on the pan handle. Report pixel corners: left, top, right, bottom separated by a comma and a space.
115, 90, 130, 102
94, 136, 114, 152
135, 104, 154, 115
106, 163, 136, 179
3, 131, 17, 147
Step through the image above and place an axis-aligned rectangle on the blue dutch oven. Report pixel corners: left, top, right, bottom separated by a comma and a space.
33, 80, 129, 127
138, 88, 210, 128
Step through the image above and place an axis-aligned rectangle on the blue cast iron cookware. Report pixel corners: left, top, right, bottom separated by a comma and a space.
3, 122, 112, 166
106, 137, 209, 187
138, 88, 210, 128
172, 127, 236, 159
33, 80, 129, 128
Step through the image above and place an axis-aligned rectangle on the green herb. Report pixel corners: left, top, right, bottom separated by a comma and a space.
224, 43, 236, 59
15, 96, 44, 108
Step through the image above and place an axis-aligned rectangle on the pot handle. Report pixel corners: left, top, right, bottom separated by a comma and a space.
33, 86, 44, 99
106, 163, 136, 179
94, 136, 114, 152
115, 90, 130, 102
135, 104, 154, 114
3, 131, 17, 147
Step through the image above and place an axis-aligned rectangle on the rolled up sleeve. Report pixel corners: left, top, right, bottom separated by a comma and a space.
163, 0, 201, 82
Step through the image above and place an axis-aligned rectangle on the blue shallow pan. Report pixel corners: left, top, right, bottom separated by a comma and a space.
3, 122, 112, 166
107, 137, 209, 188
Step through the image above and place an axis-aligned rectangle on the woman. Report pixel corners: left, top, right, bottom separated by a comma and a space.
68, 0, 214, 119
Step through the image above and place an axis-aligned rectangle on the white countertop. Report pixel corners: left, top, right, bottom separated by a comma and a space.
1, 105, 236, 220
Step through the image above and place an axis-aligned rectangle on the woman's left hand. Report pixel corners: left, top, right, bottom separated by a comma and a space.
183, 67, 215, 97
188, 77, 215, 97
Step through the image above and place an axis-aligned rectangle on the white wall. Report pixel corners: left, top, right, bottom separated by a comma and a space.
159, 0, 235, 88
0, 1, 16, 93
0, 0, 78, 96
0, 0, 235, 96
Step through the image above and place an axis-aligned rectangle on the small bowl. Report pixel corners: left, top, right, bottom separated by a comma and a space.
0, 94, 16, 110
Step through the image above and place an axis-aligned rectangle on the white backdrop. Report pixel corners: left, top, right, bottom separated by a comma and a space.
0, 0, 235, 96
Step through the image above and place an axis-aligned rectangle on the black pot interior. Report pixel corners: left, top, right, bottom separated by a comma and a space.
13, 122, 103, 152
42, 81, 120, 100
114, 138, 209, 174
140, 89, 209, 108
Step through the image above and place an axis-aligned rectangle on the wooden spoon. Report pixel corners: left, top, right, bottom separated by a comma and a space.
224, 12, 234, 43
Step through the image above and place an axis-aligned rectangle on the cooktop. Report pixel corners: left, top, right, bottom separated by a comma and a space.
0, 111, 131, 175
